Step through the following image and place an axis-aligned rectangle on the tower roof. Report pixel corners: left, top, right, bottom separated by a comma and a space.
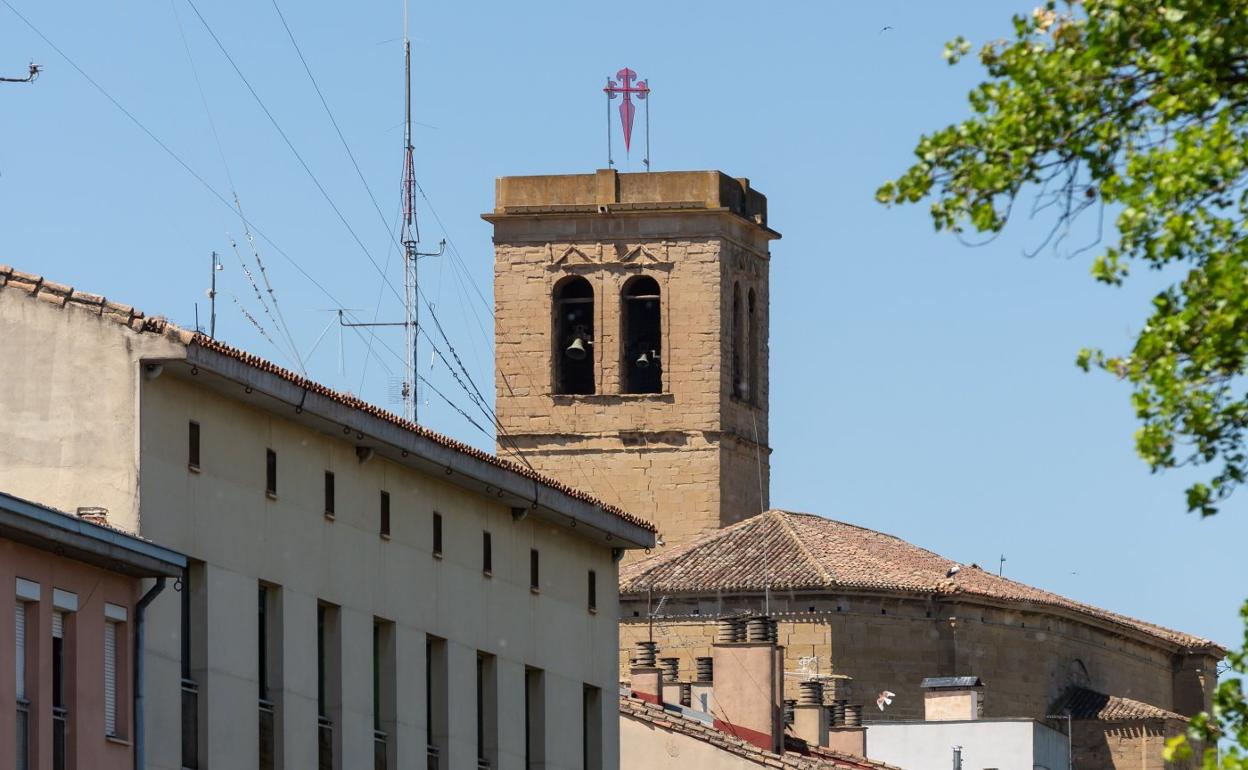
619, 510, 1220, 652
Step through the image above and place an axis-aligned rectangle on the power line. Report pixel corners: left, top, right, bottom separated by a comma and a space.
0, 1, 500, 446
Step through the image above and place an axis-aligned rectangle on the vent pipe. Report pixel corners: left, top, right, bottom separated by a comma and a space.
659, 657, 679, 683
695, 656, 714, 682
633, 641, 657, 668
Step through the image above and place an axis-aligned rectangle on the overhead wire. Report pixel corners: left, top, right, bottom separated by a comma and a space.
0, 1, 495, 446
170, 0, 306, 373
262, 0, 530, 463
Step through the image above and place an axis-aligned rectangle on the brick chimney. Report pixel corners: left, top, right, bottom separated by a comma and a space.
921, 676, 984, 721
630, 641, 662, 705
710, 617, 782, 753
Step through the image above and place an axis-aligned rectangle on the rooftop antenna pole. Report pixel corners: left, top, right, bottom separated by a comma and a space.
401, 4, 419, 423
340, 2, 443, 421
998, 554, 1006, 577
209, 251, 222, 339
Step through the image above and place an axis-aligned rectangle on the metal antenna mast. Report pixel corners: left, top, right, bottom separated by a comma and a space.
339, 3, 442, 422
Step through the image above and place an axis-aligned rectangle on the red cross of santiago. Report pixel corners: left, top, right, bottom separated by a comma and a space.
604, 68, 649, 152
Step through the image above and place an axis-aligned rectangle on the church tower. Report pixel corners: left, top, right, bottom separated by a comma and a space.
485, 169, 778, 547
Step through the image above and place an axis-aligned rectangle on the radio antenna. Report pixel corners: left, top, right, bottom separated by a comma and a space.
342, 0, 443, 422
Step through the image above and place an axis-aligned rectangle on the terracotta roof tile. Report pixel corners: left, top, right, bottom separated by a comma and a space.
619, 695, 898, 770
0, 265, 655, 535
620, 510, 1219, 651
1051, 686, 1188, 722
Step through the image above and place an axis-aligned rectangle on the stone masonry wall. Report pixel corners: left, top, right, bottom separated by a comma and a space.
618, 593, 1197, 724
492, 210, 774, 546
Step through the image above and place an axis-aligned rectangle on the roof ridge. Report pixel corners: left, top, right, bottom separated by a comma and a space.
0, 264, 655, 536
772, 510, 835, 586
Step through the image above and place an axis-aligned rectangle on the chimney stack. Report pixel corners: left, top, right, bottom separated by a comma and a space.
659, 657, 682, 707
630, 641, 662, 705
710, 616, 782, 753
791, 680, 829, 747
76, 506, 108, 525
921, 676, 984, 721
690, 657, 714, 712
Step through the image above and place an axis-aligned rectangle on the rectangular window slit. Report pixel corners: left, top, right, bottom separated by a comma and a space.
188, 421, 200, 469
265, 449, 277, 497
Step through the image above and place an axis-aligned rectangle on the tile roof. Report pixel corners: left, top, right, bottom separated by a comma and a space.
619, 510, 1220, 651
1050, 686, 1189, 722
619, 694, 898, 770
0, 265, 655, 535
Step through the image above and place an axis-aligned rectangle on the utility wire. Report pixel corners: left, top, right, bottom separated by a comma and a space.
263, 2, 515, 449
183, 0, 408, 311
173, 0, 307, 372
196, 0, 500, 437
1, 1, 502, 445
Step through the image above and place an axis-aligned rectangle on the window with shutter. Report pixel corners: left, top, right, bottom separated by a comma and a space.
52, 610, 63, 639
104, 621, 118, 736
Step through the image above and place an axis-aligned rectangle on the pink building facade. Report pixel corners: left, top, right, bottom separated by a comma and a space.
0, 492, 184, 770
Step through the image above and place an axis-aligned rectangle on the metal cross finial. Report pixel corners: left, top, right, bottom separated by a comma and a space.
604, 67, 651, 170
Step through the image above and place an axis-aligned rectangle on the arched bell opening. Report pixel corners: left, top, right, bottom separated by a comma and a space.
553, 276, 595, 395
621, 275, 662, 394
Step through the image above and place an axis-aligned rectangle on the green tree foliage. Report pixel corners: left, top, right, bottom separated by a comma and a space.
878, 0, 1248, 518
876, 1, 1248, 762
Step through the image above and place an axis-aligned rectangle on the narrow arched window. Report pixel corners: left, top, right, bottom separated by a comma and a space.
747, 288, 759, 405
553, 277, 594, 395
731, 282, 745, 399
622, 276, 662, 394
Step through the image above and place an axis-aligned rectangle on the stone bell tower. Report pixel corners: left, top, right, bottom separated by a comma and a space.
485, 169, 778, 547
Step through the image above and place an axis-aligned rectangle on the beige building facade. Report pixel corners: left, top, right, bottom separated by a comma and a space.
487, 170, 777, 546
0, 266, 654, 770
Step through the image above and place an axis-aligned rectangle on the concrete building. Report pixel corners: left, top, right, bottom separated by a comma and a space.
483, 170, 1222, 770
1, 490, 186, 770
864, 720, 1069, 770
0, 265, 655, 770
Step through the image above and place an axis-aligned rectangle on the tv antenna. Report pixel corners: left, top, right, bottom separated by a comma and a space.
0, 62, 40, 84
339, 4, 443, 423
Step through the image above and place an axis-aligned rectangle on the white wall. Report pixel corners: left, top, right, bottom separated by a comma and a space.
865, 719, 1070, 770
137, 372, 624, 770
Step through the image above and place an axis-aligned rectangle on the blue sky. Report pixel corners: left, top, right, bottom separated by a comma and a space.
3, 0, 1245, 651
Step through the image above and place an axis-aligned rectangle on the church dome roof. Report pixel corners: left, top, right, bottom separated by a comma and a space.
619, 509, 1221, 652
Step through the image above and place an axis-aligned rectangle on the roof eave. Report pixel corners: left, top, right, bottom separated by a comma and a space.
171, 347, 655, 549
0, 492, 186, 577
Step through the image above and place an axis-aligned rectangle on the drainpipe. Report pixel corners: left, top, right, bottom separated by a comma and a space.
133, 577, 167, 770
